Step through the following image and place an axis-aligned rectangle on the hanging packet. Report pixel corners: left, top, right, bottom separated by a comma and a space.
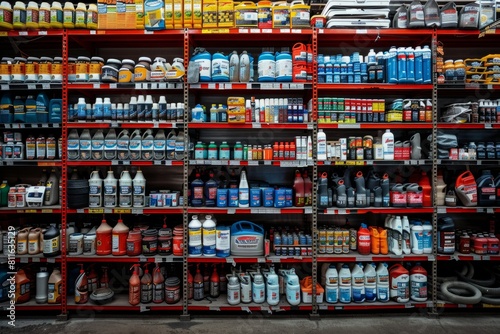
440, 2, 458, 28
393, 5, 408, 28
408, 0, 425, 28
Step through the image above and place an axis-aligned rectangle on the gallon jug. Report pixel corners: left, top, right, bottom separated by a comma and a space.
202, 215, 216, 256
0, 2, 13, 30
293, 170, 305, 207
390, 216, 403, 256
422, 220, 433, 254
28, 228, 42, 255
252, 271, 265, 304
129, 130, 142, 161
79, 129, 91, 160
386, 46, 398, 83
117, 130, 130, 160
397, 47, 407, 83
132, 169, 146, 207
0, 180, 10, 207
402, 216, 411, 255
351, 263, 366, 303
437, 216, 455, 254
424, 0, 440, 28
204, 172, 218, 207
96, 218, 112, 255
354, 171, 367, 207
373, 263, 389, 303
411, 221, 424, 254
455, 171, 477, 206
13, 1, 26, 30
88, 170, 103, 208
436, 172, 447, 206
15, 269, 30, 303
325, 264, 338, 303
476, 170, 496, 206
43, 168, 59, 205
419, 171, 432, 207
91, 129, 104, 160
74, 264, 88, 304
318, 172, 329, 208
240, 274, 252, 303
389, 263, 409, 303
43, 224, 60, 257
258, 51, 275, 82
188, 215, 202, 256
357, 223, 371, 255
129, 264, 140, 305
103, 170, 117, 207
140, 264, 153, 304
112, 218, 129, 256
409, 0, 425, 28
239, 51, 251, 82
422, 45, 432, 84
410, 263, 427, 302
382, 129, 394, 160
339, 264, 352, 303
275, 51, 292, 82
212, 52, 229, 82
227, 275, 240, 305
285, 269, 301, 306
166, 129, 176, 160
17, 228, 30, 255
174, 130, 185, 160
190, 172, 204, 207
191, 49, 212, 82
47, 268, 62, 304
119, 170, 133, 207
153, 129, 166, 160
229, 51, 240, 82
265, 267, 280, 306
364, 263, 377, 302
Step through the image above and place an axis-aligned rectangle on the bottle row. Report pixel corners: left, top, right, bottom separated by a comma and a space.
191, 96, 310, 124
0, 132, 61, 161
440, 100, 500, 124
69, 96, 184, 123
0, 93, 62, 124
438, 54, 500, 85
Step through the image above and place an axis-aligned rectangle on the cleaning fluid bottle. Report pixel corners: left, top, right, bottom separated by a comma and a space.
391, 216, 403, 255
397, 47, 407, 83
339, 264, 352, 303
422, 45, 432, 84
389, 264, 409, 303
210, 266, 220, 298
382, 130, 394, 160
193, 264, 204, 301
229, 51, 240, 82
153, 129, 166, 160
411, 221, 424, 254
401, 215, 412, 255
74, 264, 89, 304
202, 215, 216, 257
252, 269, 265, 304
285, 269, 301, 306
410, 263, 427, 302
317, 129, 327, 161
129, 130, 142, 160
96, 218, 112, 255
238, 168, 249, 207
129, 264, 140, 305
325, 264, 339, 303
47, 268, 62, 304
152, 263, 164, 303
240, 273, 252, 303
376, 262, 390, 302
387, 46, 398, 83
91, 129, 104, 160
88, 170, 103, 208
265, 266, 280, 306
239, 51, 251, 82
293, 170, 305, 207
119, 170, 133, 207
132, 169, 146, 207
318, 172, 329, 208
112, 217, 129, 256
103, 128, 117, 160
364, 263, 377, 302
357, 223, 371, 255
103, 170, 117, 207
141, 264, 153, 304
351, 263, 366, 303
188, 215, 202, 256
141, 130, 154, 160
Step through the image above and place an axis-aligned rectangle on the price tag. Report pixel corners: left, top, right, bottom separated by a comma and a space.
132, 208, 143, 215
319, 304, 328, 310
38, 31, 48, 35
122, 160, 130, 165
226, 258, 236, 266
42, 83, 50, 90
280, 161, 297, 167
229, 160, 240, 166
28, 84, 36, 90
485, 123, 492, 129
248, 161, 259, 166
32, 256, 40, 262
338, 209, 346, 215
20, 257, 29, 263
89, 208, 104, 214
159, 83, 166, 89
209, 306, 221, 311
109, 83, 117, 89
93, 83, 100, 89
227, 208, 236, 214
164, 160, 172, 166
135, 83, 141, 90
250, 29, 260, 34
1, 84, 8, 90
90, 30, 96, 34
346, 160, 356, 165
25, 209, 36, 213
208, 83, 216, 89
291, 29, 302, 34
272, 83, 281, 89
140, 306, 150, 313
239, 28, 249, 33
41, 209, 53, 213
104, 208, 112, 214
154, 160, 162, 165
77, 209, 85, 214
139, 255, 147, 262
262, 29, 272, 33
190, 84, 201, 89
224, 83, 232, 89
257, 257, 266, 263
483, 255, 490, 261
47, 257, 56, 263
437, 207, 447, 214
280, 29, 289, 33
404, 160, 410, 165
148, 83, 156, 89
252, 122, 261, 129
167, 83, 175, 89
281, 83, 289, 89
19, 31, 28, 36
356, 29, 368, 34
111, 160, 119, 165
261, 83, 273, 90
144, 30, 154, 35
305, 207, 312, 214
263, 160, 271, 165
115, 208, 131, 214
6, 160, 14, 165
241, 306, 251, 313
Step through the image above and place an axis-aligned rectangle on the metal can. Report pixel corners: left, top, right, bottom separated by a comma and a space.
334, 229, 343, 254
342, 230, 350, 254
349, 228, 357, 251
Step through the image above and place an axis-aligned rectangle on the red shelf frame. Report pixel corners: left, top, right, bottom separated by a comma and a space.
321, 208, 434, 215
187, 207, 310, 215
317, 84, 434, 91
318, 253, 434, 263
66, 160, 184, 167
66, 255, 183, 263
188, 123, 312, 129
67, 122, 179, 129
0, 29, 64, 37
318, 123, 433, 129
437, 123, 500, 129
66, 207, 184, 214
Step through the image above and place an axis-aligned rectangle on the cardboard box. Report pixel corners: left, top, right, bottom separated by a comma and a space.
227, 96, 245, 123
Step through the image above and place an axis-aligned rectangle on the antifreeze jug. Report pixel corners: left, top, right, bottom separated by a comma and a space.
455, 171, 477, 206
389, 263, 409, 303
476, 170, 496, 206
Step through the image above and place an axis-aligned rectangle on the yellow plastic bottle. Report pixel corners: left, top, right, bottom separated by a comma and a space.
86, 3, 97, 29
0, 1, 13, 30
26, 1, 39, 29
13, 1, 26, 30
63, 1, 75, 28
39, 2, 51, 29
75, 2, 86, 28
50, 1, 63, 29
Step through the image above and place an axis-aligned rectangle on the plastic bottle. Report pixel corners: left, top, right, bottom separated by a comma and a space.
212, 52, 229, 82
240, 274, 252, 303
382, 129, 394, 160
265, 267, 280, 306
357, 223, 371, 255
102, 97, 111, 121
79, 129, 91, 160
227, 274, 240, 305
50, 1, 63, 29
285, 269, 301, 306
293, 170, 305, 207
0, 180, 10, 207
351, 263, 366, 303
376, 263, 390, 302
35, 268, 49, 303
193, 265, 204, 301
188, 215, 202, 257
339, 264, 352, 303
174, 130, 185, 160
86, 3, 97, 29
26, 1, 39, 29
13, 95, 25, 123
96, 218, 112, 255
252, 271, 265, 304
387, 46, 398, 83
410, 263, 427, 302
422, 220, 432, 254
0, 94, 12, 123
317, 129, 327, 161
229, 51, 240, 82
422, 45, 432, 84
406, 47, 415, 83
325, 264, 338, 303
74, 2, 86, 28
209, 266, 220, 298
354, 171, 367, 208
44, 169, 59, 206
238, 169, 249, 207
90, 129, 104, 160
13, 1, 26, 30
102, 170, 117, 208
129, 264, 140, 305
364, 263, 377, 302
74, 264, 88, 304
47, 268, 62, 304
37, 2, 50, 29
397, 47, 407, 83
437, 217, 455, 254
152, 263, 164, 303
0, 2, 13, 30
190, 172, 204, 207
119, 170, 133, 207
275, 51, 292, 82
411, 221, 424, 254
43, 224, 60, 257
129, 130, 141, 161
112, 218, 129, 256
239, 51, 251, 82
402, 216, 411, 255
204, 172, 218, 207
202, 215, 216, 257
391, 216, 403, 256
63, 1, 75, 28
414, 46, 423, 83
389, 264, 409, 303
140, 264, 153, 304
129, 96, 137, 121
88, 170, 102, 208
318, 172, 329, 208
104, 129, 117, 160
132, 169, 146, 208
477, 170, 496, 206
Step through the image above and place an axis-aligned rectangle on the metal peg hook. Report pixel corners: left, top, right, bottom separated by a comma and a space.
375, 29, 381, 43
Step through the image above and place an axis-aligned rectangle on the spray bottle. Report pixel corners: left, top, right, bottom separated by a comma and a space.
141, 264, 153, 304
74, 264, 89, 304
129, 264, 140, 305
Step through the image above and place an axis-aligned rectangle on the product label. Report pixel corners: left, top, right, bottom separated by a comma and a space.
43, 236, 59, 254
112, 234, 119, 252
50, 9, 63, 24
188, 228, 202, 255
410, 276, 427, 299
153, 284, 164, 302
120, 185, 132, 195
202, 226, 216, 255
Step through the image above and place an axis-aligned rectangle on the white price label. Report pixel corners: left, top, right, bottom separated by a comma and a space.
32, 256, 40, 262
20, 257, 28, 263
261, 83, 273, 90
250, 29, 260, 34
41, 123, 49, 128
139, 256, 147, 262
110, 122, 118, 128
109, 83, 117, 89
229, 160, 241, 166
150, 83, 158, 89
164, 160, 172, 166
111, 160, 119, 165
291, 29, 302, 34
248, 161, 259, 166
28, 84, 36, 90
93, 83, 100, 89
280, 29, 289, 33
19, 31, 28, 36
338, 209, 347, 214
239, 29, 249, 33
42, 83, 50, 90
209, 306, 221, 311
208, 83, 216, 89
140, 306, 150, 312
159, 83, 167, 89
272, 83, 281, 89
262, 29, 272, 33
135, 83, 141, 90
77, 209, 85, 213
356, 29, 368, 34
281, 83, 289, 89
252, 122, 261, 128
90, 30, 96, 34
1, 84, 8, 90
47, 257, 56, 263
132, 208, 143, 215
104, 208, 113, 214
227, 208, 236, 214
224, 83, 232, 89
305, 207, 312, 214
144, 30, 154, 34
437, 207, 447, 214
38, 31, 48, 35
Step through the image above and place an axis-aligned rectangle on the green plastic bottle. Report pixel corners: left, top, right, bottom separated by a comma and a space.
0, 180, 10, 207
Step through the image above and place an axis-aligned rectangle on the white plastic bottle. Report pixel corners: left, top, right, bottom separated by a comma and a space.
132, 169, 146, 207
317, 129, 327, 161
285, 269, 301, 306
265, 267, 280, 306
252, 272, 265, 304
411, 221, 424, 255
376, 262, 390, 302
227, 276, 240, 305
367, 49, 377, 65
338, 264, 352, 303
103, 170, 117, 207
240, 274, 252, 303
351, 263, 366, 303
391, 216, 403, 256
118, 170, 132, 207
382, 129, 394, 160
88, 170, 102, 208
67, 129, 80, 160
91, 129, 104, 160
325, 264, 339, 303
402, 215, 411, 255
188, 215, 202, 257
202, 215, 216, 257
79, 129, 91, 160
238, 169, 249, 207
364, 263, 377, 302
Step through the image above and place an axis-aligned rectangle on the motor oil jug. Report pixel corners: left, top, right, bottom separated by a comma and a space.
88, 171, 102, 208
43, 224, 60, 257
74, 264, 88, 304
91, 129, 104, 160
153, 129, 166, 160
239, 51, 251, 82
112, 218, 129, 256
318, 172, 329, 208
174, 130, 185, 160
47, 268, 62, 304
96, 218, 112, 255
437, 216, 455, 254
376, 262, 390, 302
477, 170, 496, 206
229, 51, 240, 82
117, 130, 130, 160
129, 130, 142, 161
28, 228, 42, 255
132, 169, 146, 207
103, 170, 117, 207
190, 172, 204, 207
293, 170, 305, 207
119, 170, 133, 207
455, 171, 477, 206
357, 223, 371, 255
354, 171, 367, 207
389, 264, 409, 303
410, 263, 427, 302
17, 228, 30, 255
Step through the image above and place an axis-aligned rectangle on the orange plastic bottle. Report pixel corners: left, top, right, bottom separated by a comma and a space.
129, 264, 140, 306
210, 266, 220, 298
290, 141, 296, 160
357, 223, 371, 255
278, 142, 285, 160
112, 218, 129, 256
378, 227, 389, 255
369, 226, 380, 255
293, 170, 305, 207
96, 218, 112, 255
273, 142, 279, 160
152, 263, 164, 303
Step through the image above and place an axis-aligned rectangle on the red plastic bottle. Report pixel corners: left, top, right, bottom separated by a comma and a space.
357, 223, 371, 255
293, 170, 305, 207
419, 171, 432, 207
303, 170, 312, 206
210, 266, 220, 298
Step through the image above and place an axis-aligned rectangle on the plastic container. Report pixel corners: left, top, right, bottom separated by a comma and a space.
437, 217, 455, 254
212, 52, 229, 82
13, 1, 26, 30
112, 218, 129, 256
300, 276, 323, 303
258, 51, 275, 82
275, 51, 292, 82
50, 1, 63, 29
96, 218, 112, 255
63, 1, 75, 28
0, 1, 13, 30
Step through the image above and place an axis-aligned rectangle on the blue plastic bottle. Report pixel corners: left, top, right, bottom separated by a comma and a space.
25, 95, 37, 123
0, 94, 13, 123
258, 51, 276, 82
397, 47, 407, 83
48, 98, 62, 123
422, 45, 432, 84
191, 50, 212, 82
93, 97, 103, 121
387, 46, 398, 83
275, 51, 292, 82
211, 52, 229, 82
103, 97, 112, 121
13, 95, 25, 123
406, 47, 415, 83
414, 46, 423, 83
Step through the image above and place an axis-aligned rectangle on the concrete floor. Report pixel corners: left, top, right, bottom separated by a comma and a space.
2, 312, 500, 334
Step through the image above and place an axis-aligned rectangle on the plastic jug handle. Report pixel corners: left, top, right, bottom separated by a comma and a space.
117, 130, 128, 138
290, 0, 305, 5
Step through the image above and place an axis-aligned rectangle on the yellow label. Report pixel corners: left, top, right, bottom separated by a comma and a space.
42, 209, 53, 213
192, 0, 202, 28
89, 208, 104, 214
136, 0, 145, 29
184, 0, 192, 28
25, 209, 37, 213
114, 208, 131, 214
173, 0, 183, 28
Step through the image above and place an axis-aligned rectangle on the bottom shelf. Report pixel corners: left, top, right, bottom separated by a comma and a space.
188, 296, 313, 312
317, 300, 432, 311
1, 298, 62, 311
436, 300, 500, 309
66, 294, 183, 311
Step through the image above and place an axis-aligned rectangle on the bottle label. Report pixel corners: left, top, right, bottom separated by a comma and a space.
411, 276, 427, 299
153, 284, 164, 302
43, 236, 59, 254
202, 226, 216, 255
